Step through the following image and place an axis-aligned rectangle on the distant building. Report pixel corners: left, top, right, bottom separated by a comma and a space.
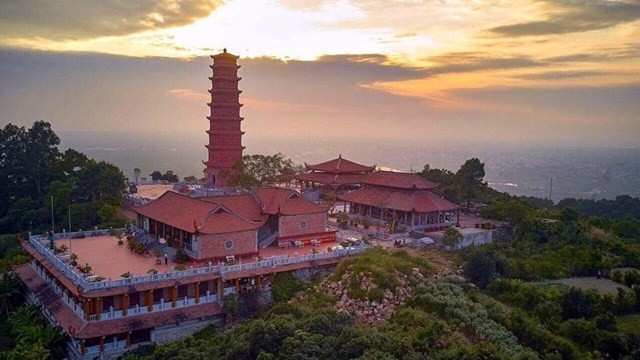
293, 155, 374, 192
204, 49, 245, 187
339, 170, 460, 231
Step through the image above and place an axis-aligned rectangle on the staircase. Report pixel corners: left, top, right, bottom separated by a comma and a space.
258, 232, 278, 249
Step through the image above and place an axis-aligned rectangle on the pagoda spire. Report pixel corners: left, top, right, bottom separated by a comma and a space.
203, 49, 245, 187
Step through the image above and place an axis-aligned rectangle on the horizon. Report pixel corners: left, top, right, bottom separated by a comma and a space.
1, 0, 639, 148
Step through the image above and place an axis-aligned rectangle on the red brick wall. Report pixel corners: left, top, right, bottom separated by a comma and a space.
279, 213, 326, 238
197, 230, 257, 260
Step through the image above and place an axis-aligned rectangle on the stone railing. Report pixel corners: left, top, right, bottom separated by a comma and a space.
94, 289, 224, 322
29, 230, 372, 293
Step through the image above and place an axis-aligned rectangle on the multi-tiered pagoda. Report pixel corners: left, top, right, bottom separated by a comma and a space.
204, 49, 244, 187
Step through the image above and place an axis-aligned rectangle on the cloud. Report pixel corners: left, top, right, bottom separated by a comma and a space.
425, 52, 545, 74
510, 70, 612, 80
488, 0, 640, 37
544, 42, 640, 63
0, 0, 220, 40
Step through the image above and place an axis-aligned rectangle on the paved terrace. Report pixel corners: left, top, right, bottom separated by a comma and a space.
56, 235, 344, 280
26, 230, 370, 294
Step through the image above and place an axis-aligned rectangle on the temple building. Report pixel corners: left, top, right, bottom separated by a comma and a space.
204, 49, 244, 187
134, 187, 337, 260
339, 171, 460, 231
293, 155, 374, 192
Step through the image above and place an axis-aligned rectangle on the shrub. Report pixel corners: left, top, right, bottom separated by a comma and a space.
174, 249, 189, 263
272, 272, 302, 302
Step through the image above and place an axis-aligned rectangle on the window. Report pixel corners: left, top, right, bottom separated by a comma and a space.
224, 239, 234, 249
300, 221, 307, 229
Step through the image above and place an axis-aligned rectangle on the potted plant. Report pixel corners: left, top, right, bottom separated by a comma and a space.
121, 271, 132, 278
147, 269, 158, 275
362, 216, 371, 230
94, 276, 105, 282
79, 264, 92, 275
115, 231, 124, 245
174, 265, 187, 271
70, 253, 78, 267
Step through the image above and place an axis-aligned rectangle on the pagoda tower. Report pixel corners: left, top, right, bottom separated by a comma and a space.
204, 48, 245, 187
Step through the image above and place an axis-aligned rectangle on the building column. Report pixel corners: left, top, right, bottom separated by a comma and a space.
171, 286, 177, 308
94, 298, 101, 321
195, 282, 200, 304
83, 299, 91, 320
121, 294, 128, 316
99, 337, 105, 352
126, 332, 131, 347
257, 275, 262, 291
235, 279, 240, 294
411, 212, 415, 226
80, 340, 85, 355
147, 290, 153, 311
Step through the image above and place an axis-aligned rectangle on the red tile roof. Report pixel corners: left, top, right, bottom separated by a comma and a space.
134, 191, 264, 234
14, 264, 86, 333
292, 172, 365, 185
361, 171, 438, 190
338, 187, 458, 213
253, 187, 328, 215
305, 155, 375, 174
134, 188, 327, 235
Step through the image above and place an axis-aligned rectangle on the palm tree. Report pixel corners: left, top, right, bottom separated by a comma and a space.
7, 304, 40, 335
0, 272, 23, 319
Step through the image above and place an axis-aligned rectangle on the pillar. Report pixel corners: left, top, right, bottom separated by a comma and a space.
126, 332, 131, 347
147, 290, 153, 311
121, 294, 128, 316
81, 340, 85, 355
94, 298, 101, 321
217, 278, 223, 295
172, 286, 177, 308
195, 282, 200, 304
99, 337, 104, 352
83, 299, 91, 320
257, 275, 262, 291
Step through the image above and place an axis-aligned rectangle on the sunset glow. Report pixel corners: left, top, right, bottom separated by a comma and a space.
1, 0, 639, 146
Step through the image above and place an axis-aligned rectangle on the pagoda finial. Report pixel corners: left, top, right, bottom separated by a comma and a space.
223, 47, 227, 53
338, 153, 342, 159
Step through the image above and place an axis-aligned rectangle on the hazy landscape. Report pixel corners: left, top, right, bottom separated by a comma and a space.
59, 130, 640, 202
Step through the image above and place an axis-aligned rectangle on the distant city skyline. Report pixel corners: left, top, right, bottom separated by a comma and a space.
1, 0, 639, 147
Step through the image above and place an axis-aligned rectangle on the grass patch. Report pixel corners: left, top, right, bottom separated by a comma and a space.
533, 277, 630, 295
616, 314, 640, 335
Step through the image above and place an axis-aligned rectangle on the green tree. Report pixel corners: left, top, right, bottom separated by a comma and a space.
463, 248, 497, 288
454, 158, 486, 208
134, 168, 141, 184
0, 272, 23, 319
162, 170, 179, 183
442, 227, 463, 249
224, 153, 298, 190
150, 171, 163, 181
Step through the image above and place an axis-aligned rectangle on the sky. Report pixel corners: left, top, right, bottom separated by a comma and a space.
1, 0, 639, 148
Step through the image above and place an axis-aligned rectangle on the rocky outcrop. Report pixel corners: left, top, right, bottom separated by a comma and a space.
316, 267, 426, 325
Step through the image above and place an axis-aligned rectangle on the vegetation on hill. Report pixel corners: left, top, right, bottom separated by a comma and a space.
0, 121, 129, 359
0, 121, 127, 235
